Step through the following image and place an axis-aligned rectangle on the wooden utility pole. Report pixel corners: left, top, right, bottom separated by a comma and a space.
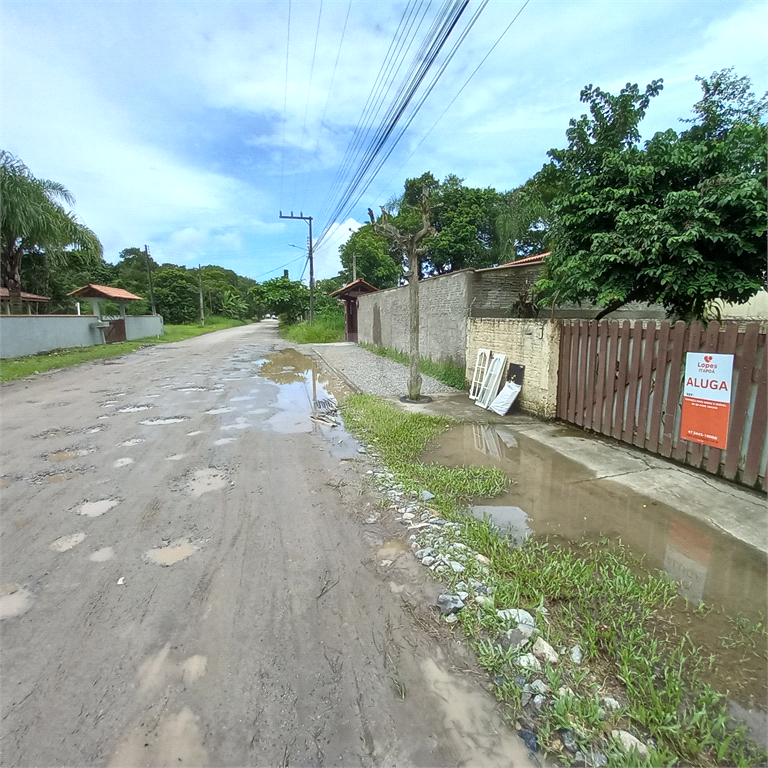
144, 245, 156, 315
352, 252, 357, 282
370, 188, 434, 401
279, 211, 314, 324
198, 265, 205, 326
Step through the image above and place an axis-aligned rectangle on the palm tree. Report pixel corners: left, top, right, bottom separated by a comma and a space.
1, 151, 102, 314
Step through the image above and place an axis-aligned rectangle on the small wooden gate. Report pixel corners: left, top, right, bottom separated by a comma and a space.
557, 320, 767, 491
105, 318, 127, 343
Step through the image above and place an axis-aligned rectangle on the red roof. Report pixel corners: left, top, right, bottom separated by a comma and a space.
497, 251, 550, 268
0, 287, 50, 302
68, 284, 142, 301
330, 278, 379, 298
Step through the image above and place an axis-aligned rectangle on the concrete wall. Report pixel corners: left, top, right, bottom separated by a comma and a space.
466, 318, 561, 418
471, 264, 541, 317
357, 270, 473, 367
125, 315, 164, 341
0, 315, 164, 358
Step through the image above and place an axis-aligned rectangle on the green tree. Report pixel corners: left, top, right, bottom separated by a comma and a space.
339, 224, 400, 288
1, 152, 102, 313
538, 73, 767, 319
221, 289, 248, 319
152, 267, 199, 324
249, 276, 309, 324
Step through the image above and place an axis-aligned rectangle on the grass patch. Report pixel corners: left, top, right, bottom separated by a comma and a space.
360, 342, 466, 389
281, 308, 344, 344
341, 393, 767, 768
1, 315, 249, 383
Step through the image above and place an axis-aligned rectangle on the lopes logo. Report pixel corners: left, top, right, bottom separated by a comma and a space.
697, 355, 718, 372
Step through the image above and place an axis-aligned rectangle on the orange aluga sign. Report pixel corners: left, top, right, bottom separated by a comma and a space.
679, 352, 734, 450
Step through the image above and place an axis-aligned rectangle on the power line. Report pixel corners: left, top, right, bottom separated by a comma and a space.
255, 253, 306, 280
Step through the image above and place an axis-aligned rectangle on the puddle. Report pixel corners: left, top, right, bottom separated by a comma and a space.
32, 467, 88, 484
47, 448, 93, 461
221, 420, 251, 431
420, 657, 535, 767
119, 438, 145, 446
89, 547, 115, 562
421, 423, 768, 713
50, 532, 87, 552
187, 430, 204, 436
113, 457, 134, 468
98, 415, 110, 420
144, 539, 197, 566
229, 396, 253, 402
140, 417, 188, 425
101, 400, 119, 407
166, 454, 185, 461
0, 585, 33, 619
188, 468, 227, 497
254, 349, 349, 435
177, 387, 207, 392
214, 438, 236, 445
377, 539, 409, 561
205, 407, 233, 415
117, 405, 153, 413
79, 498, 120, 517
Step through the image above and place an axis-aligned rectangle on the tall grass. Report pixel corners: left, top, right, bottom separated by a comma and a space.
359, 342, 465, 389
281, 308, 345, 344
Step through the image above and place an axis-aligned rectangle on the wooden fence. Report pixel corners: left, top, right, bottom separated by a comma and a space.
556, 320, 767, 491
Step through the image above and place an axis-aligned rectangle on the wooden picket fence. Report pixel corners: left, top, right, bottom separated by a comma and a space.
556, 320, 767, 491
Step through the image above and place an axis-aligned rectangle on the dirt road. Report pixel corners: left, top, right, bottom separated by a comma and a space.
1, 322, 533, 767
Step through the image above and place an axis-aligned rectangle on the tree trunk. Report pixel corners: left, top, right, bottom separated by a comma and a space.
6, 247, 23, 315
408, 256, 421, 400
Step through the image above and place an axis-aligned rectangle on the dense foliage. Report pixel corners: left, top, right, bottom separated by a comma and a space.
249, 276, 310, 324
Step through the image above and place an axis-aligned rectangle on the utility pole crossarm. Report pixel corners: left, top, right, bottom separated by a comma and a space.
279, 211, 314, 324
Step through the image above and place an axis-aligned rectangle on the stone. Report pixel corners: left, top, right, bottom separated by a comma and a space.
420, 490, 435, 501
448, 561, 465, 573
521, 691, 531, 707
455, 581, 468, 591
573, 750, 586, 767
557, 686, 574, 698
570, 644, 584, 665
415, 547, 435, 560
457, 591, 469, 602
357, 447, 367, 454
611, 730, 648, 758
475, 595, 493, 608
421, 556, 436, 567
589, 751, 608, 768
532, 694, 546, 711
517, 730, 539, 753
445, 614, 458, 624
499, 623, 537, 651
497, 608, 535, 627
530, 679, 549, 694
600, 696, 621, 712
402, 512, 415, 521
475, 553, 491, 566
515, 653, 541, 672
436, 594, 465, 615
560, 729, 578, 753
532, 637, 559, 665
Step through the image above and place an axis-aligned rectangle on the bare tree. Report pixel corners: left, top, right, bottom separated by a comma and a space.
369, 188, 435, 400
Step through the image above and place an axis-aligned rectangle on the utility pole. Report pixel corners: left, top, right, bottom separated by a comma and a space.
279, 211, 314, 324
198, 264, 205, 326
144, 245, 156, 316
353, 252, 357, 282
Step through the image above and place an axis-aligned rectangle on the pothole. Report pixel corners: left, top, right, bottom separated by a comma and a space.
118, 405, 153, 413
114, 457, 134, 468
144, 539, 197, 566
214, 438, 236, 445
205, 407, 233, 415
30, 467, 90, 484
177, 387, 208, 392
186, 430, 204, 436
120, 438, 145, 446
50, 532, 87, 552
0, 585, 33, 619
89, 547, 115, 562
188, 469, 227, 497
46, 447, 94, 461
78, 498, 120, 517
166, 454, 185, 461
140, 417, 188, 425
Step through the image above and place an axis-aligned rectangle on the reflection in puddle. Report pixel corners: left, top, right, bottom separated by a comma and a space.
0, 585, 33, 619
421, 423, 768, 715
145, 539, 197, 566
188, 468, 227, 497
255, 348, 349, 436
79, 499, 120, 517
50, 532, 87, 552
89, 546, 115, 562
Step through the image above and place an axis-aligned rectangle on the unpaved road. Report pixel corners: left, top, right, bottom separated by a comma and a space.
1, 322, 533, 767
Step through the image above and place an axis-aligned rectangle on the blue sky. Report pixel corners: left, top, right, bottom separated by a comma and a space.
3, 0, 766, 284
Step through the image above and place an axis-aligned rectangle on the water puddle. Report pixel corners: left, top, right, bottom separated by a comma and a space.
47, 448, 93, 461
420, 657, 535, 767
31, 467, 88, 484
229, 395, 253, 402
254, 348, 349, 435
79, 498, 120, 517
89, 547, 115, 562
0, 585, 33, 619
118, 405, 153, 413
113, 457, 134, 468
420, 423, 768, 715
187, 430, 204, 436
140, 417, 188, 425
214, 438, 236, 445
119, 438, 145, 447
166, 454, 185, 461
221, 419, 251, 431
177, 387, 208, 392
188, 468, 227, 497
144, 539, 197, 566
50, 532, 87, 552
205, 407, 233, 415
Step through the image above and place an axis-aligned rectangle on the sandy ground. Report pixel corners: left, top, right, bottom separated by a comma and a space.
1, 321, 535, 767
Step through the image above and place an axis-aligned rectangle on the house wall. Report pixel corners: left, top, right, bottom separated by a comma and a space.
0, 315, 164, 359
470, 264, 541, 317
466, 318, 561, 418
357, 270, 473, 367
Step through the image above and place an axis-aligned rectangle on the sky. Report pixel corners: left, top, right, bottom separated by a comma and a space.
3, 0, 766, 284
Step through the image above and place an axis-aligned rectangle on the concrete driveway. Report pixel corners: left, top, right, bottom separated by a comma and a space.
1, 321, 533, 767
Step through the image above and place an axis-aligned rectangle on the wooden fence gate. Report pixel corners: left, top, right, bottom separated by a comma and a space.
557, 320, 767, 491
